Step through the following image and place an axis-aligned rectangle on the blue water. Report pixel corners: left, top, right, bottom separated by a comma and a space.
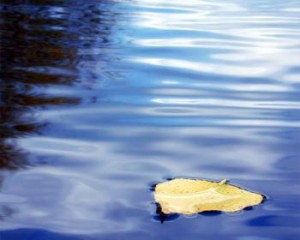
1, 0, 300, 239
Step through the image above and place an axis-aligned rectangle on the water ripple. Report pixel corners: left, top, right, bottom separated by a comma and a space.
1, 0, 300, 239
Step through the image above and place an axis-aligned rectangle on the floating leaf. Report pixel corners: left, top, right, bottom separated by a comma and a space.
154, 178, 264, 215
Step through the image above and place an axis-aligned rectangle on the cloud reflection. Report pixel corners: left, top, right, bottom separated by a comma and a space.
130, 57, 279, 77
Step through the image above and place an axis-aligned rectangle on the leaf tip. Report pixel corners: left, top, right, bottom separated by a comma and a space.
219, 179, 228, 185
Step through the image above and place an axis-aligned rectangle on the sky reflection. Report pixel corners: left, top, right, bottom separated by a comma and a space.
1, 0, 300, 239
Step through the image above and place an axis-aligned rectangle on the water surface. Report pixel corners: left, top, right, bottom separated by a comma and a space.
1, 0, 300, 239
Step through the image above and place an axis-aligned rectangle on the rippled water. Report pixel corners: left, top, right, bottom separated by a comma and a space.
1, 0, 300, 239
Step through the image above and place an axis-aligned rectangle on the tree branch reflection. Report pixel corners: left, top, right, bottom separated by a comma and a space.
1, 0, 116, 169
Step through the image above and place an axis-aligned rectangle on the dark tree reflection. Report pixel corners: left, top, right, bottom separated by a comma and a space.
0, 0, 117, 169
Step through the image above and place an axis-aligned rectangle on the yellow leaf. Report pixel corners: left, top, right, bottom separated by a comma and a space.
154, 178, 264, 215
